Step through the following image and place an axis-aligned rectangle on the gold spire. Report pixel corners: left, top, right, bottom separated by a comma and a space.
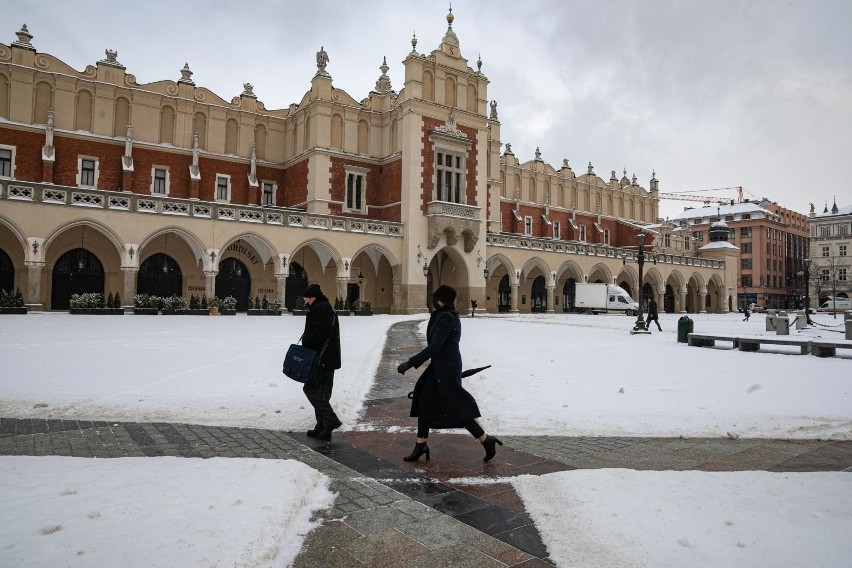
447, 3, 454, 29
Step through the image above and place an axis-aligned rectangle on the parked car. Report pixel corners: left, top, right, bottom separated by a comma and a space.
748, 303, 765, 313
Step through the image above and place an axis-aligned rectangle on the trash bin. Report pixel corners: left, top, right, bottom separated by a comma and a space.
677, 315, 693, 343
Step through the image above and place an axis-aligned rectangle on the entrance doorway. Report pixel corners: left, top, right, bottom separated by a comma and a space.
498, 275, 511, 312
664, 284, 675, 313
531, 276, 546, 312
51, 248, 104, 310
285, 262, 308, 311
216, 257, 251, 311
561, 279, 576, 312
0, 248, 13, 292
137, 253, 182, 298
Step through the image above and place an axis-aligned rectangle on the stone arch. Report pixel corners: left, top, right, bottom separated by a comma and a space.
466, 83, 477, 112
519, 257, 551, 313
220, 232, 280, 272
192, 111, 207, 149
0, 73, 9, 119
254, 123, 267, 160
586, 262, 613, 284
422, 70, 434, 101
425, 245, 470, 308
138, 226, 206, 269
616, 264, 639, 297
330, 113, 344, 150
44, 219, 124, 261
390, 117, 399, 153
357, 119, 369, 154
706, 272, 726, 313
445, 75, 457, 107
0, 214, 28, 257
33, 81, 52, 124
159, 105, 175, 145
349, 243, 398, 313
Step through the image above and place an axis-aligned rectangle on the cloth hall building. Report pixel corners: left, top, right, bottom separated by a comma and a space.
0, 14, 736, 314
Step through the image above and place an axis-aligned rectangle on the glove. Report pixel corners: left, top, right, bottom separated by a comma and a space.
397, 361, 413, 375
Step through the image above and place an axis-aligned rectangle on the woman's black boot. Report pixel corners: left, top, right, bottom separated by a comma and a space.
403, 441, 430, 462
481, 435, 503, 462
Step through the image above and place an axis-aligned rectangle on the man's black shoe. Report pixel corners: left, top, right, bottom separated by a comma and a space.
315, 420, 342, 441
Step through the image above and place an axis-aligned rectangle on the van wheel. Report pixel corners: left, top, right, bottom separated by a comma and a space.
584, 309, 594, 315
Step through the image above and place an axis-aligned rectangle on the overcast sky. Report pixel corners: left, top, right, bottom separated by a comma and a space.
6, 0, 851, 219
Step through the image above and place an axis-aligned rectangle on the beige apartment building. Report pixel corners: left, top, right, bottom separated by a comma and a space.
0, 13, 735, 314
808, 200, 851, 308
672, 199, 809, 310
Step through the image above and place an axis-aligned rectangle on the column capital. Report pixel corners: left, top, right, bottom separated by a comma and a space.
24, 261, 45, 269
121, 266, 140, 273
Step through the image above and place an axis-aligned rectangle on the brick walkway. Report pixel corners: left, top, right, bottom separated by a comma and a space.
2, 319, 850, 567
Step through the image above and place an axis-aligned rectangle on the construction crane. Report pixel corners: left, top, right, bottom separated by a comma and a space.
658, 186, 751, 206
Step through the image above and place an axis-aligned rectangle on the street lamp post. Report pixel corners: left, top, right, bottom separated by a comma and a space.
743, 285, 748, 311
632, 233, 650, 334
803, 257, 812, 325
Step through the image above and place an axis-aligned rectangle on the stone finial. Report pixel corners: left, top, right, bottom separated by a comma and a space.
632, 173, 637, 186
447, 4, 454, 29
611, 170, 618, 182
587, 162, 594, 175
477, 53, 482, 74
316, 46, 330, 77
504, 143, 513, 155
832, 197, 839, 214
534, 147, 543, 162
241, 83, 256, 98
489, 100, 498, 121
14, 24, 34, 47
179, 63, 195, 84
105, 49, 118, 62
562, 158, 571, 170
374, 56, 393, 94
411, 31, 418, 55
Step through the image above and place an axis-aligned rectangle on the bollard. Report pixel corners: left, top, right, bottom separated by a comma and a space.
795, 310, 807, 330
775, 315, 790, 335
765, 314, 776, 332
847, 319, 852, 341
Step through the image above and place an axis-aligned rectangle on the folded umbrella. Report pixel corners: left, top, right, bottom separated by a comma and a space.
408, 365, 491, 398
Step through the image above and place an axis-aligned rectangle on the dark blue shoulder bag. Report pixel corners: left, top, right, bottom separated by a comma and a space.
283, 311, 336, 383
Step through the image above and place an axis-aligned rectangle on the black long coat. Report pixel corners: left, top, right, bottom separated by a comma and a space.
406, 306, 481, 428
302, 295, 341, 370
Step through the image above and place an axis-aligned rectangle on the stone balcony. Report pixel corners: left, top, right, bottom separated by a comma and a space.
426, 200, 481, 252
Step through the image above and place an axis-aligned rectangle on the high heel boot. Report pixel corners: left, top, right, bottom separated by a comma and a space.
403, 441, 430, 462
481, 435, 503, 462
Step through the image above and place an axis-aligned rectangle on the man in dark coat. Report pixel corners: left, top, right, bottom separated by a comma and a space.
645, 297, 662, 331
397, 285, 502, 462
301, 283, 342, 440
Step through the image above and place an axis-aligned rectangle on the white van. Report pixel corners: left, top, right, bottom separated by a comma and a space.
818, 297, 852, 312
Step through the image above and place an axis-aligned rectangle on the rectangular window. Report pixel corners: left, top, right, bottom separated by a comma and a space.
820, 226, 831, 237
524, 216, 533, 236
840, 245, 847, 257
215, 175, 230, 202
740, 227, 752, 238
840, 268, 847, 282
435, 150, 464, 203
262, 181, 275, 206
603, 229, 610, 246
693, 231, 703, 242
553, 221, 560, 240
579, 225, 587, 242
345, 171, 366, 212
741, 258, 752, 269
664, 233, 671, 248
822, 246, 830, 257
151, 167, 168, 195
741, 242, 752, 254
838, 224, 849, 236
0, 147, 13, 178
741, 213, 751, 220
77, 157, 99, 188
820, 268, 830, 282
742, 276, 752, 288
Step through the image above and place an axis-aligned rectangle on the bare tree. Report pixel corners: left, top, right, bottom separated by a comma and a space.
813, 252, 850, 319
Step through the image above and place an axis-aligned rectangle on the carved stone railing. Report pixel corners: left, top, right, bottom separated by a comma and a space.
486, 233, 725, 270
0, 180, 403, 237
426, 200, 481, 252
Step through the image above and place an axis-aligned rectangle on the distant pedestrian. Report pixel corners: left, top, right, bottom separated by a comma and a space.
645, 298, 662, 331
470, 298, 477, 317
743, 305, 751, 321
397, 285, 501, 463
300, 284, 342, 441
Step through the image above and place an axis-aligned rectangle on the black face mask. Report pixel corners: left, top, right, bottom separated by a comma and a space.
432, 297, 441, 310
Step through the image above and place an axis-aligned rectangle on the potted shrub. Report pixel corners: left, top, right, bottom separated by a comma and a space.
356, 299, 373, 316
0, 288, 28, 314
110, 292, 124, 314
70, 292, 108, 314
334, 297, 350, 315
220, 295, 237, 315
161, 295, 187, 315
267, 297, 282, 316
209, 295, 221, 315
188, 294, 209, 316
248, 294, 266, 315
133, 293, 160, 315
292, 296, 307, 316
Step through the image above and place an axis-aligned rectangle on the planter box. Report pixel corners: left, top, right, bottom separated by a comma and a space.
355, 311, 374, 316
187, 309, 209, 316
0, 307, 28, 314
248, 309, 282, 316
70, 308, 125, 315
161, 310, 187, 315
220, 309, 237, 316
337, 311, 351, 316
291, 310, 308, 316
133, 308, 159, 315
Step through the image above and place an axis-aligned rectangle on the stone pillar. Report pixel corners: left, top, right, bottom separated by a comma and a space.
275, 274, 287, 308
121, 267, 139, 309
510, 282, 519, 313
546, 284, 555, 314
679, 288, 688, 314
337, 277, 348, 305
699, 289, 708, 313
204, 270, 218, 299
24, 261, 44, 311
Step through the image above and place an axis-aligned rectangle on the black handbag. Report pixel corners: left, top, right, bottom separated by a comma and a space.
282, 310, 336, 383
282, 342, 322, 383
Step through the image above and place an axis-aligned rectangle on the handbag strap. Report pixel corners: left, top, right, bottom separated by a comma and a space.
298, 309, 337, 349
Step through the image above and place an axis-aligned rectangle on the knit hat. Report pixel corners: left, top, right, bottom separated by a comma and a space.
302, 283, 323, 298
431, 284, 457, 306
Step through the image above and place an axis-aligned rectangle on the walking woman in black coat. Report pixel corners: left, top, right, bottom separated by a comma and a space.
301, 284, 342, 441
397, 285, 502, 462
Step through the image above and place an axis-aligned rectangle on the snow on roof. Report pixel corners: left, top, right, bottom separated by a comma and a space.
671, 201, 776, 222
699, 241, 739, 250
815, 204, 852, 217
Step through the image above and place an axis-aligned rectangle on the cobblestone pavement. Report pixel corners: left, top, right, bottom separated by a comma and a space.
2, 319, 850, 567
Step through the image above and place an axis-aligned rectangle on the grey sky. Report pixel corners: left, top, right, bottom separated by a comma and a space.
6, 0, 851, 219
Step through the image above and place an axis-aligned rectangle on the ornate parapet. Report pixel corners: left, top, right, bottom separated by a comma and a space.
426, 201, 480, 252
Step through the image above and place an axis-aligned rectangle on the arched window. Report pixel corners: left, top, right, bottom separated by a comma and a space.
159, 106, 175, 145
113, 97, 130, 137
304, 114, 311, 151
422, 70, 434, 101
330, 114, 343, 150
225, 118, 239, 155
500, 171, 507, 198
192, 112, 207, 149
444, 76, 457, 107
466, 83, 477, 112
254, 124, 267, 160
0, 74, 9, 119
75, 90, 93, 132
390, 117, 399, 153
529, 176, 537, 203
34, 82, 52, 124
357, 119, 369, 154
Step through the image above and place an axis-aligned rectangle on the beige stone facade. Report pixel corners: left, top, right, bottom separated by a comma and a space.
0, 16, 734, 314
